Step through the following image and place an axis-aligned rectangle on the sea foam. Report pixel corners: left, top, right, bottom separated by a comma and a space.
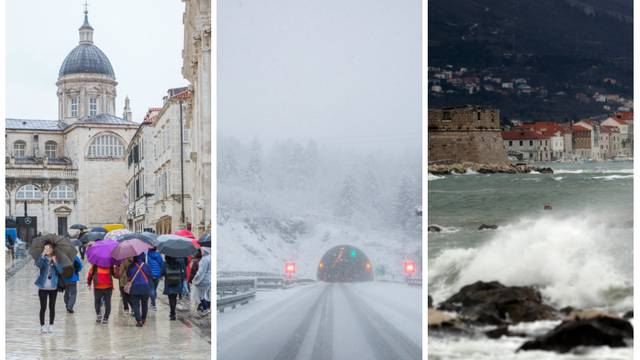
429, 213, 632, 310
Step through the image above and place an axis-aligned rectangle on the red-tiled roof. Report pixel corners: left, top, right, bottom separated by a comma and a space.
573, 124, 591, 132
600, 125, 620, 134
614, 111, 633, 122
502, 129, 549, 140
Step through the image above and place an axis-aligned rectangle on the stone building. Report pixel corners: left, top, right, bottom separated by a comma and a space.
572, 124, 593, 159
148, 88, 193, 234
124, 108, 160, 233
428, 106, 508, 164
181, 0, 211, 237
5, 10, 137, 242
502, 129, 551, 162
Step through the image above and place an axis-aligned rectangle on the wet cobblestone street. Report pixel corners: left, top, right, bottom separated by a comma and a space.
6, 259, 211, 360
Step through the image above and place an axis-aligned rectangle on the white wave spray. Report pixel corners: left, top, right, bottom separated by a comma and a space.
429, 213, 632, 310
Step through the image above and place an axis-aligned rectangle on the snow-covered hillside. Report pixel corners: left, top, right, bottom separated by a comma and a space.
217, 137, 421, 278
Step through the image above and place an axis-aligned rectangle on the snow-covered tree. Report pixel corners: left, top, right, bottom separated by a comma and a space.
336, 175, 358, 222
244, 138, 263, 189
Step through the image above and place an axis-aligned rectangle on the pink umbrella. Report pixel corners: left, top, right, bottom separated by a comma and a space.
86, 240, 120, 267
111, 239, 152, 260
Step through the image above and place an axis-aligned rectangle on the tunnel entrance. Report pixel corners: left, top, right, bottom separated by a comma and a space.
317, 245, 373, 282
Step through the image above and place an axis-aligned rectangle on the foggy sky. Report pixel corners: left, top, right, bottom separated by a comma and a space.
6, 0, 187, 122
219, 0, 421, 148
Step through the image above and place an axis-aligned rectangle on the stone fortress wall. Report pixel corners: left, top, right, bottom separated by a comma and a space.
428, 106, 509, 164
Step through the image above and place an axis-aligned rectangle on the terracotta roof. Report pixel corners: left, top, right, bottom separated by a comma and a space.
600, 125, 620, 133
502, 129, 549, 140
614, 111, 633, 122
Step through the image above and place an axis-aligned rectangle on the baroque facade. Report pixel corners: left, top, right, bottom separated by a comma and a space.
5, 10, 137, 242
181, 0, 212, 237
124, 89, 193, 235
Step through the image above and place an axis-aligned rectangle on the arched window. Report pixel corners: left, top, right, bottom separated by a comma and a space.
49, 185, 75, 200
87, 133, 125, 158
16, 185, 42, 200
45, 141, 58, 159
13, 141, 26, 157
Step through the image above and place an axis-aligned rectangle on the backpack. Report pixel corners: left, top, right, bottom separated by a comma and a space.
165, 266, 182, 287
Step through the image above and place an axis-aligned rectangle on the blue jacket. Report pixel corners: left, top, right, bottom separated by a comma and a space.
147, 250, 164, 279
34, 256, 63, 289
126, 256, 152, 295
64, 256, 83, 283
161, 258, 185, 295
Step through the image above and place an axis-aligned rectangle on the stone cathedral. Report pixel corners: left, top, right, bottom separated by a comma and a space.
5, 9, 138, 242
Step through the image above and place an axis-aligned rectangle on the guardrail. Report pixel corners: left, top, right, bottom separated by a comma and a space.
217, 278, 256, 312
406, 277, 422, 287
256, 276, 284, 289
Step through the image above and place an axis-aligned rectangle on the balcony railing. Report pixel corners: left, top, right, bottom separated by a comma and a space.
5, 168, 78, 179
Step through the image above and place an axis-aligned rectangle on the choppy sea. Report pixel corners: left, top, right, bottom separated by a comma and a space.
428, 161, 633, 359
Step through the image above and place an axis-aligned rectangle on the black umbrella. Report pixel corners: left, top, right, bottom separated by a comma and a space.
117, 232, 158, 247
198, 233, 211, 248
29, 234, 78, 278
79, 231, 105, 244
156, 234, 197, 257
70, 224, 87, 230
70, 239, 83, 247
91, 227, 108, 233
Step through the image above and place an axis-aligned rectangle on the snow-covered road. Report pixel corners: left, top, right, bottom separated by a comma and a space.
218, 281, 422, 360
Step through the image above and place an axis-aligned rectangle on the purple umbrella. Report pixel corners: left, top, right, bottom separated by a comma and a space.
111, 239, 152, 260
86, 240, 120, 267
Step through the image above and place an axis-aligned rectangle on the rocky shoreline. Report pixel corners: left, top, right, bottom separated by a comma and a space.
429, 162, 553, 175
429, 281, 634, 354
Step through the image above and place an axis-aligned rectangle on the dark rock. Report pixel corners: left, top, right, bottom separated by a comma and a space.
428, 225, 442, 233
478, 224, 498, 230
428, 295, 433, 308
518, 316, 633, 353
559, 306, 577, 315
537, 167, 554, 174
623, 311, 633, 319
485, 326, 527, 339
428, 309, 469, 334
438, 281, 558, 325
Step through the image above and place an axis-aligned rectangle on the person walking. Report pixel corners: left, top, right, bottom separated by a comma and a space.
117, 258, 133, 314
126, 254, 152, 327
161, 256, 186, 321
146, 248, 164, 311
34, 242, 63, 334
63, 255, 83, 313
6, 234, 15, 260
193, 248, 210, 313
87, 262, 115, 324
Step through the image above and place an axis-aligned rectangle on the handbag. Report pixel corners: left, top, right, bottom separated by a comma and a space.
124, 264, 147, 294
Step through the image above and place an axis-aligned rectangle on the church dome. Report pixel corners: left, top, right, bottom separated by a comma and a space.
59, 43, 115, 78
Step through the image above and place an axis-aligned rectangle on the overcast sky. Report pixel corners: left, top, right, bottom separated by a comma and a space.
219, 0, 421, 148
6, 0, 187, 122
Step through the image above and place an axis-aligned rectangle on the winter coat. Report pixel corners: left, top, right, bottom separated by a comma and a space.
118, 258, 132, 287
147, 250, 164, 279
64, 256, 83, 283
87, 265, 115, 289
34, 256, 63, 289
161, 258, 185, 295
125, 256, 152, 295
192, 255, 210, 288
